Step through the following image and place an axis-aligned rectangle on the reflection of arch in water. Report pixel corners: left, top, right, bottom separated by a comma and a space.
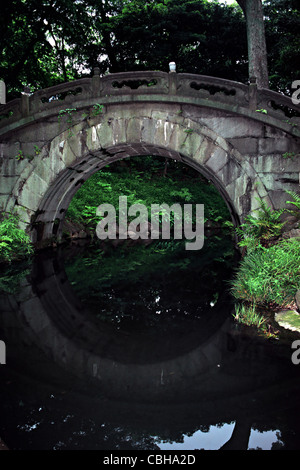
0, 254, 299, 449
26, 252, 232, 401
0, 252, 293, 406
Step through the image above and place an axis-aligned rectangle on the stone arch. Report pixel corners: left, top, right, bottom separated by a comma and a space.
8, 111, 270, 243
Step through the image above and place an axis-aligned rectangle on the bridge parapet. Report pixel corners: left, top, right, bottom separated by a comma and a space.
0, 70, 299, 137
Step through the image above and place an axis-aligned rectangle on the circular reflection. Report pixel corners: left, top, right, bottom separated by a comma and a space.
1, 237, 300, 450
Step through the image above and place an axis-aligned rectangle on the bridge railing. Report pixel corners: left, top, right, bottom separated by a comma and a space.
257, 87, 300, 121
0, 70, 299, 133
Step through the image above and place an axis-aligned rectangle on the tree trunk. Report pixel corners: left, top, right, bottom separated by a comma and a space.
220, 419, 252, 450
237, 0, 269, 89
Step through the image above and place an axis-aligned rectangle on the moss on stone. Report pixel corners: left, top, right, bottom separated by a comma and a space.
275, 310, 300, 332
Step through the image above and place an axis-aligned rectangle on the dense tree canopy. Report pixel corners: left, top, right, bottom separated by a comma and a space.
0, 0, 299, 99
264, 0, 300, 92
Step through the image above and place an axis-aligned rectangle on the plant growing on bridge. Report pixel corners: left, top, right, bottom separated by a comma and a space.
33, 145, 41, 156
15, 145, 42, 161
283, 120, 298, 128
255, 108, 268, 114
15, 150, 24, 161
91, 103, 104, 116
282, 152, 296, 160
58, 108, 77, 137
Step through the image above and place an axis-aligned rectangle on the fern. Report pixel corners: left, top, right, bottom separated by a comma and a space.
236, 198, 286, 250
286, 190, 300, 218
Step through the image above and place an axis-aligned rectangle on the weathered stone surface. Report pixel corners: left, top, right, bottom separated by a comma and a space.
206, 147, 228, 173
201, 117, 264, 139
0, 71, 298, 245
228, 137, 258, 155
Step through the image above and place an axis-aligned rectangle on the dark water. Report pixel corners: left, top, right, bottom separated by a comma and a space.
0, 235, 300, 451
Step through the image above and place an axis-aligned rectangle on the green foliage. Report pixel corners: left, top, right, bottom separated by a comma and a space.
15, 145, 42, 161
264, 0, 300, 93
1, 0, 298, 98
65, 156, 231, 231
0, 211, 33, 263
282, 152, 296, 159
15, 150, 24, 161
58, 107, 77, 137
236, 198, 286, 250
285, 190, 300, 216
58, 107, 77, 125
1, 0, 248, 99
232, 193, 300, 333
91, 103, 104, 116
33, 145, 41, 155
1, 0, 299, 100
231, 238, 300, 308
233, 303, 266, 330
255, 108, 268, 114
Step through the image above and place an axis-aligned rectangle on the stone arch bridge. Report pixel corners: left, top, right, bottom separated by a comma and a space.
0, 69, 299, 245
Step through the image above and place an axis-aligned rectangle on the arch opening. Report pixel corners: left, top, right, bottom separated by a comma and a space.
30, 143, 241, 246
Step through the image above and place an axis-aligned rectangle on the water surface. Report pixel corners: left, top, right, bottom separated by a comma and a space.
0, 235, 299, 450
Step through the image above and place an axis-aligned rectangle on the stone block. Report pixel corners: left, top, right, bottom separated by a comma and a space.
267, 189, 294, 211
200, 116, 264, 139
86, 124, 102, 151
33, 158, 56, 186
0, 154, 30, 177
140, 117, 156, 144
0, 142, 20, 160
258, 137, 292, 155
229, 137, 258, 155
67, 128, 89, 161
13, 205, 32, 226
17, 172, 48, 210
0, 175, 19, 195
215, 157, 242, 187
125, 117, 143, 144
177, 129, 204, 160
206, 147, 228, 174
225, 175, 247, 207
48, 138, 73, 174
193, 139, 210, 166
154, 119, 178, 148
110, 119, 127, 147
4, 196, 17, 212
258, 172, 298, 191
96, 120, 116, 148
168, 123, 189, 153
151, 107, 182, 123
